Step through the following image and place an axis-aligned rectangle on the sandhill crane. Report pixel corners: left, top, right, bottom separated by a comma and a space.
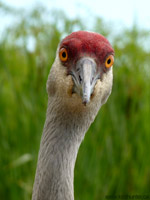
32, 31, 114, 200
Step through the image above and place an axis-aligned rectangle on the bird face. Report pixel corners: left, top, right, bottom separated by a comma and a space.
47, 31, 114, 108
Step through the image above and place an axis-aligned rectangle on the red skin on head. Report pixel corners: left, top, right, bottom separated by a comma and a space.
60, 31, 114, 69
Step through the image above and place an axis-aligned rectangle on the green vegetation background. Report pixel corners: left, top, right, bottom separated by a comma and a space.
0, 3, 150, 200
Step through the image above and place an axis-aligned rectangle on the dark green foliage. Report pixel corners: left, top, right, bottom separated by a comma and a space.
0, 3, 150, 200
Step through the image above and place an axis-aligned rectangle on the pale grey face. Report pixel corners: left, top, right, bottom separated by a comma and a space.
58, 52, 114, 106
47, 50, 114, 111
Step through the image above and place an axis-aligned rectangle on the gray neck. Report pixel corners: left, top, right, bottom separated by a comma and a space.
32, 97, 92, 200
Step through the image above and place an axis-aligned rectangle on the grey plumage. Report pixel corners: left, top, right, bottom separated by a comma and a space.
32, 31, 114, 200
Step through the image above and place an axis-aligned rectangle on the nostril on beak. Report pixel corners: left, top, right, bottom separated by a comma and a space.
91, 77, 94, 85
79, 75, 82, 83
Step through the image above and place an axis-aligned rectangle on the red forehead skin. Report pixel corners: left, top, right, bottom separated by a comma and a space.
59, 31, 114, 68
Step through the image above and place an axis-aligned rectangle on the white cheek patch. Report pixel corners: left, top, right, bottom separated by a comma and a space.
92, 68, 113, 105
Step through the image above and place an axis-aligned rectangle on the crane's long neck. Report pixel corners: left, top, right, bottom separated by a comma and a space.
32, 97, 97, 200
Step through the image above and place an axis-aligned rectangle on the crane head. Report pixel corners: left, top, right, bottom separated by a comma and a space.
47, 31, 114, 109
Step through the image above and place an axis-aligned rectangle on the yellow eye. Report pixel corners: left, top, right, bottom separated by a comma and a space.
59, 48, 68, 62
105, 55, 114, 68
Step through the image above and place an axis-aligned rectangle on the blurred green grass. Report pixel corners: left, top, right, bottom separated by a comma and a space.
0, 3, 150, 200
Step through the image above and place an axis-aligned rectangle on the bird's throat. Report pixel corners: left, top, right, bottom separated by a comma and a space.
32, 97, 92, 200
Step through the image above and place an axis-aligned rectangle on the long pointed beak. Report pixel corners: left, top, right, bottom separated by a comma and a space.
71, 57, 99, 105
81, 59, 96, 104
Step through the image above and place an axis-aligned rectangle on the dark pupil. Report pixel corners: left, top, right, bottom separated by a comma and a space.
107, 59, 111, 64
62, 52, 66, 58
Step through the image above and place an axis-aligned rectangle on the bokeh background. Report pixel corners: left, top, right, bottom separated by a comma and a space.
0, 0, 150, 199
